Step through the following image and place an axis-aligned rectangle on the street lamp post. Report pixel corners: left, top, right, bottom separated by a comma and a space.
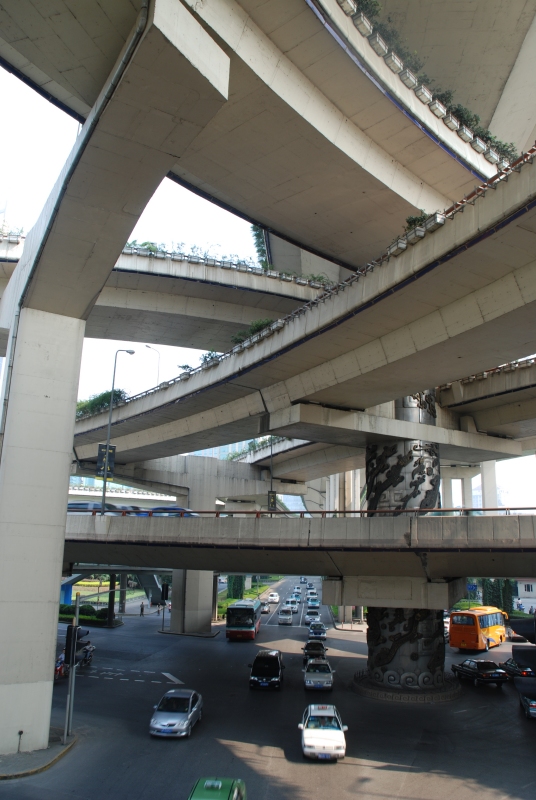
146, 344, 161, 386
100, 349, 135, 515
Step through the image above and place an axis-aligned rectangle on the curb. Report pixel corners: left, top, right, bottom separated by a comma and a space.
328, 606, 365, 632
0, 735, 77, 781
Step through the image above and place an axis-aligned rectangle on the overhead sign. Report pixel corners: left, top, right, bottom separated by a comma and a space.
466, 583, 478, 592
96, 444, 116, 480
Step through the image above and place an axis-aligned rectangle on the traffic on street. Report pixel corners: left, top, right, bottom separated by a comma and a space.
3, 575, 536, 800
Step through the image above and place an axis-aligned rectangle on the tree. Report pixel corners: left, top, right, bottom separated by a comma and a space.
502, 579, 515, 615
76, 389, 129, 418
227, 575, 245, 599
251, 225, 269, 268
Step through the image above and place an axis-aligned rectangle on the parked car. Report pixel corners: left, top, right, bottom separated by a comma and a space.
451, 659, 508, 687
515, 677, 536, 719
305, 609, 321, 624
268, 592, 279, 604
261, 602, 270, 614
187, 779, 246, 800
248, 650, 284, 689
149, 689, 203, 737
278, 608, 293, 625
499, 657, 535, 678
67, 501, 119, 515
303, 659, 335, 691
308, 622, 327, 640
302, 641, 328, 664
143, 506, 199, 517
298, 704, 347, 761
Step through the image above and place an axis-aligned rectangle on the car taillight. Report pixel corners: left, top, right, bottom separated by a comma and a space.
522, 672, 529, 676
529, 701, 536, 707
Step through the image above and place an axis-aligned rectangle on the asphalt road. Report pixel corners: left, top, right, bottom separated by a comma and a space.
4, 575, 536, 800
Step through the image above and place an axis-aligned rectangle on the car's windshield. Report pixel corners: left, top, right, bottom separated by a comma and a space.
227, 608, 255, 628
252, 657, 279, 677
305, 644, 324, 652
279, 609, 292, 616
306, 664, 330, 674
477, 661, 499, 671
310, 623, 324, 630
306, 715, 340, 730
157, 696, 189, 713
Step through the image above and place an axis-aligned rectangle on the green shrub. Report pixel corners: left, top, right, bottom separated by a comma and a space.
76, 389, 129, 419
95, 608, 109, 620
79, 604, 97, 617
60, 604, 75, 615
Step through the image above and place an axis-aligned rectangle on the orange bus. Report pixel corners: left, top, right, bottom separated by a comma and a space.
449, 606, 507, 651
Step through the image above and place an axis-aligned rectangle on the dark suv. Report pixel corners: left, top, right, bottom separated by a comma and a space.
248, 650, 285, 689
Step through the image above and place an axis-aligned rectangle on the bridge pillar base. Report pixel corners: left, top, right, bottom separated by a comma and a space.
170, 570, 213, 634
366, 607, 446, 691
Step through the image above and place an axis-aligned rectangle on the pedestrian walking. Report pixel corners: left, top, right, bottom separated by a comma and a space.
157, 603, 162, 616
140, 601, 145, 617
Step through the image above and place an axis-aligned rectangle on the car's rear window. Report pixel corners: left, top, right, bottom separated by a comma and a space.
306, 664, 330, 673
476, 661, 499, 671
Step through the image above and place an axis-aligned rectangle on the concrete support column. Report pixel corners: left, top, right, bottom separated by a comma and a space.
356, 606, 365, 624
0, 308, 85, 754
367, 608, 445, 689
170, 569, 213, 634
462, 477, 473, 509
119, 573, 127, 614
480, 461, 498, 511
441, 477, 453, 510
107, 574, 116, 627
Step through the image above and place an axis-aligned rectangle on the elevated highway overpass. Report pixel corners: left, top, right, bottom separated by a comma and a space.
64, 511, 536, 579
3, 0, 536, 752
73, 154, 536, 465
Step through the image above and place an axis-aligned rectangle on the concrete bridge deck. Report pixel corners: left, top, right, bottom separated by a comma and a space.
73, 153, 536, 464
64, 512, 536, 577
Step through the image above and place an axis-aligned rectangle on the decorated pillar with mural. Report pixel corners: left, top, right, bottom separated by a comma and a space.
363, 391, 444, 692
366, 391, 440, 514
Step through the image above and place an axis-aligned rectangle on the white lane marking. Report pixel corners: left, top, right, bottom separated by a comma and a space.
162, 672, 184, 684
151, 680, 162, 683
120, 678, 129, 681
134, 679, 145, 683
104, 677, 113, 680
144, 671, 155, 674
88, 676, 99, 679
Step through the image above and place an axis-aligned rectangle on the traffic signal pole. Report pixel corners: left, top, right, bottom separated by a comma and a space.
63, 592, 80, 744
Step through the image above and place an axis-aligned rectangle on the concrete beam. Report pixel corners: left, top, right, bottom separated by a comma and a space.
0, 0, 229, 325
64, 513, 536, 578
270, 404, 522, 464
322, 576, 465, 610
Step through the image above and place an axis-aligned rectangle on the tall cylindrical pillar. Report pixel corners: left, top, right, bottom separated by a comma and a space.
107, 574, 116, 628
363, 391, 444, 694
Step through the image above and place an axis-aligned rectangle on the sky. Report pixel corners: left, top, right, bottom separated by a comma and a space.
0, 68, 257, 401
1, 66, 535, 506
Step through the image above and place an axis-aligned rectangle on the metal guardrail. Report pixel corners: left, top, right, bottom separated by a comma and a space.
70, 506, 536, 519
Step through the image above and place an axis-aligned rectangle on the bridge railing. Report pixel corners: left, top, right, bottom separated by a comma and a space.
68, 507, 536, 519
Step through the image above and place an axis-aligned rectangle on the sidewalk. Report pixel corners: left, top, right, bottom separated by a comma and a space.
0, 728, 76, 780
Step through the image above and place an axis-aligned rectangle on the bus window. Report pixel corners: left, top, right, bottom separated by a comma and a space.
451, 614, 475, 626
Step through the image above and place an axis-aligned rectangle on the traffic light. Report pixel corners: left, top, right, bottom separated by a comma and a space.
161, 584, 169, 602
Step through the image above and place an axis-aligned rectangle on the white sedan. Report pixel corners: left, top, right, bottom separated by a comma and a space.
299, 704, 347, 760
267, 592, 280, 603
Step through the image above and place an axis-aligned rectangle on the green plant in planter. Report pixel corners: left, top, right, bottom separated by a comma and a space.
231, 318, 274, 345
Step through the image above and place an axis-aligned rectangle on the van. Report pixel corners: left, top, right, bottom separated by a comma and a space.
278, 608, 292, 625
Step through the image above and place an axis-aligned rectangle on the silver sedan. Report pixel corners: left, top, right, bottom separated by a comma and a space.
149, 689, 203, 738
